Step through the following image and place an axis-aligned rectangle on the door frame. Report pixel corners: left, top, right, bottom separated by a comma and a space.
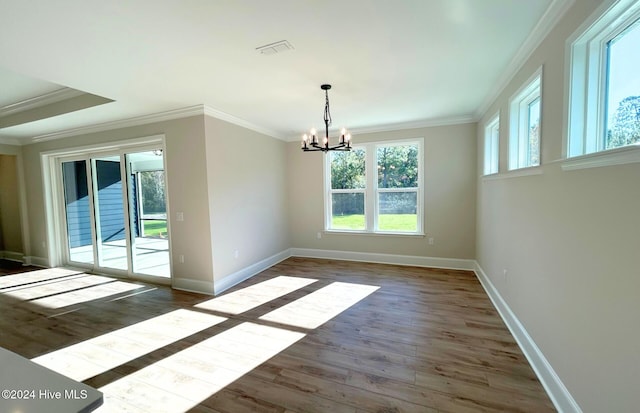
41, 134, 171, 284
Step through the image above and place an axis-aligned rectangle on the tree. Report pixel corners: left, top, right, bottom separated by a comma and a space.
330, 149, 365, 190
330, 150, 365, 215
377, 145, 418, 188
140, 171, 166, 214
529, 122, 540, 166
607, 95, 640, 149
377, 145, 418, 214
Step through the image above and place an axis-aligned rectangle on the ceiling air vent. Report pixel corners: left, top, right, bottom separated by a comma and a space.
256, 40, 294, 55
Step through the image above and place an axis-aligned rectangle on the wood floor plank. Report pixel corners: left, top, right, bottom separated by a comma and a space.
0, 258, 555, 412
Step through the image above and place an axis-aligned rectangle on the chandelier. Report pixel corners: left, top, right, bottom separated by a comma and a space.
301, 84, 352, 152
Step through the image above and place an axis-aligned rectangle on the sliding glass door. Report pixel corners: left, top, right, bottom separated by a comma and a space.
61, 159, 94, 265
126, 150, 169, 277
59, 148, 170, 279
93, 156, 128, 271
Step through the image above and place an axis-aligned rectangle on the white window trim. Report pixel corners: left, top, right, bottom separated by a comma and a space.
482, 165, 544, 181
324, 138, 424, 236
561, 143, 640, 171
565, 0, 640, 160
484, 112, 500, 175
509, 67, 542, 170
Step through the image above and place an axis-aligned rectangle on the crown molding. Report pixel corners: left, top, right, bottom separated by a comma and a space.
28, 105, 206, 144
285, 115, 476, 142
25, 104, 286, 145
352, 115, 477, 135
202, 105, 284, 141
14, 103, 475, 146
0, 88, 85, 117
20, 106, 471, 146
474, 0, 576, 120
0, 136, 21, 146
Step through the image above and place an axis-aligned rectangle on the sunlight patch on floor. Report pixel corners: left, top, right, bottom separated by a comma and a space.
25, 276, 380, 412
97, 322, 305, 412
32, 309, 227, 381
0, 267, 83, 289
195, 276, 317, 315
259, 281, 380, 329
1, 274, 121, 302
28, 280, 147, 309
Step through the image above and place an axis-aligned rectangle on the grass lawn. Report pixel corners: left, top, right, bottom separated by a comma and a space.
143, 220, 167, 238
332, 214, 417, 231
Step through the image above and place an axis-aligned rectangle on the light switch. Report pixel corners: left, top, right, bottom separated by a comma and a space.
176, 212, 184, 221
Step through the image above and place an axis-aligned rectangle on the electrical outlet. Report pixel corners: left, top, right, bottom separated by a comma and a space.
317, 232, 322, 239
179, 254, 184, 263
428, 237, 434, 245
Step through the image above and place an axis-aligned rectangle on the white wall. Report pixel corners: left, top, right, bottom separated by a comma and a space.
204, 115, 290, 292
476, 0, 640, 411
0, 154, 23, 254
288, 123, 477, 261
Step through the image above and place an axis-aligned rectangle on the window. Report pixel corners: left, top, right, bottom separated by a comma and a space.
327, 148, 366, 231
509, 69, 541, 170
376, 143, 420, 232
484, 114, 500, 175
567, 0, 640, 157
325, 139, 423, 234
605, 18, 640, 149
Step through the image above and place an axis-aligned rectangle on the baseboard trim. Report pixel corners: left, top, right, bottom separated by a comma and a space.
0, 251, 24, 262
214, 249, 292, 295
174, 248, 472, 295
473, 262, 582, 413
290, 248, 476, 270
23, 256, 49, 267
172, 277, 215, 295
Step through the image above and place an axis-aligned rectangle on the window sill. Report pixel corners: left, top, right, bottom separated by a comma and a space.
562, 145, 640, 171
482, 166, 543, 181
324, 230, 425, 238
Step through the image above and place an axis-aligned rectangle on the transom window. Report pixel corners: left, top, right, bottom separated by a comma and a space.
509, 69, 542, 170
325, 139, 423, 234
567, 0, 640, 157
605, 18, 640, 149
484, 114, 500, 175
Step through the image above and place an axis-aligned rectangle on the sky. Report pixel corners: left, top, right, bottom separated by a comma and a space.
607, 19, 640, 127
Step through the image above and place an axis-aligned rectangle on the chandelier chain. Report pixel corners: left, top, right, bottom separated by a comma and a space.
324, 89, 332, 126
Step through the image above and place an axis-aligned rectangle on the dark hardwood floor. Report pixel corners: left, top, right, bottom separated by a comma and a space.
0, 257, 555, 412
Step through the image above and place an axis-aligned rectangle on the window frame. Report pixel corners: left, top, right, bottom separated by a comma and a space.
324, 138, 424, 236
566, 0, 640, 158
509, 67, 542, 170
483, 113, 500, 175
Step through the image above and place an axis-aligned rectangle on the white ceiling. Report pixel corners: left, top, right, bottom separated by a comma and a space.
0, 0, 564, 144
